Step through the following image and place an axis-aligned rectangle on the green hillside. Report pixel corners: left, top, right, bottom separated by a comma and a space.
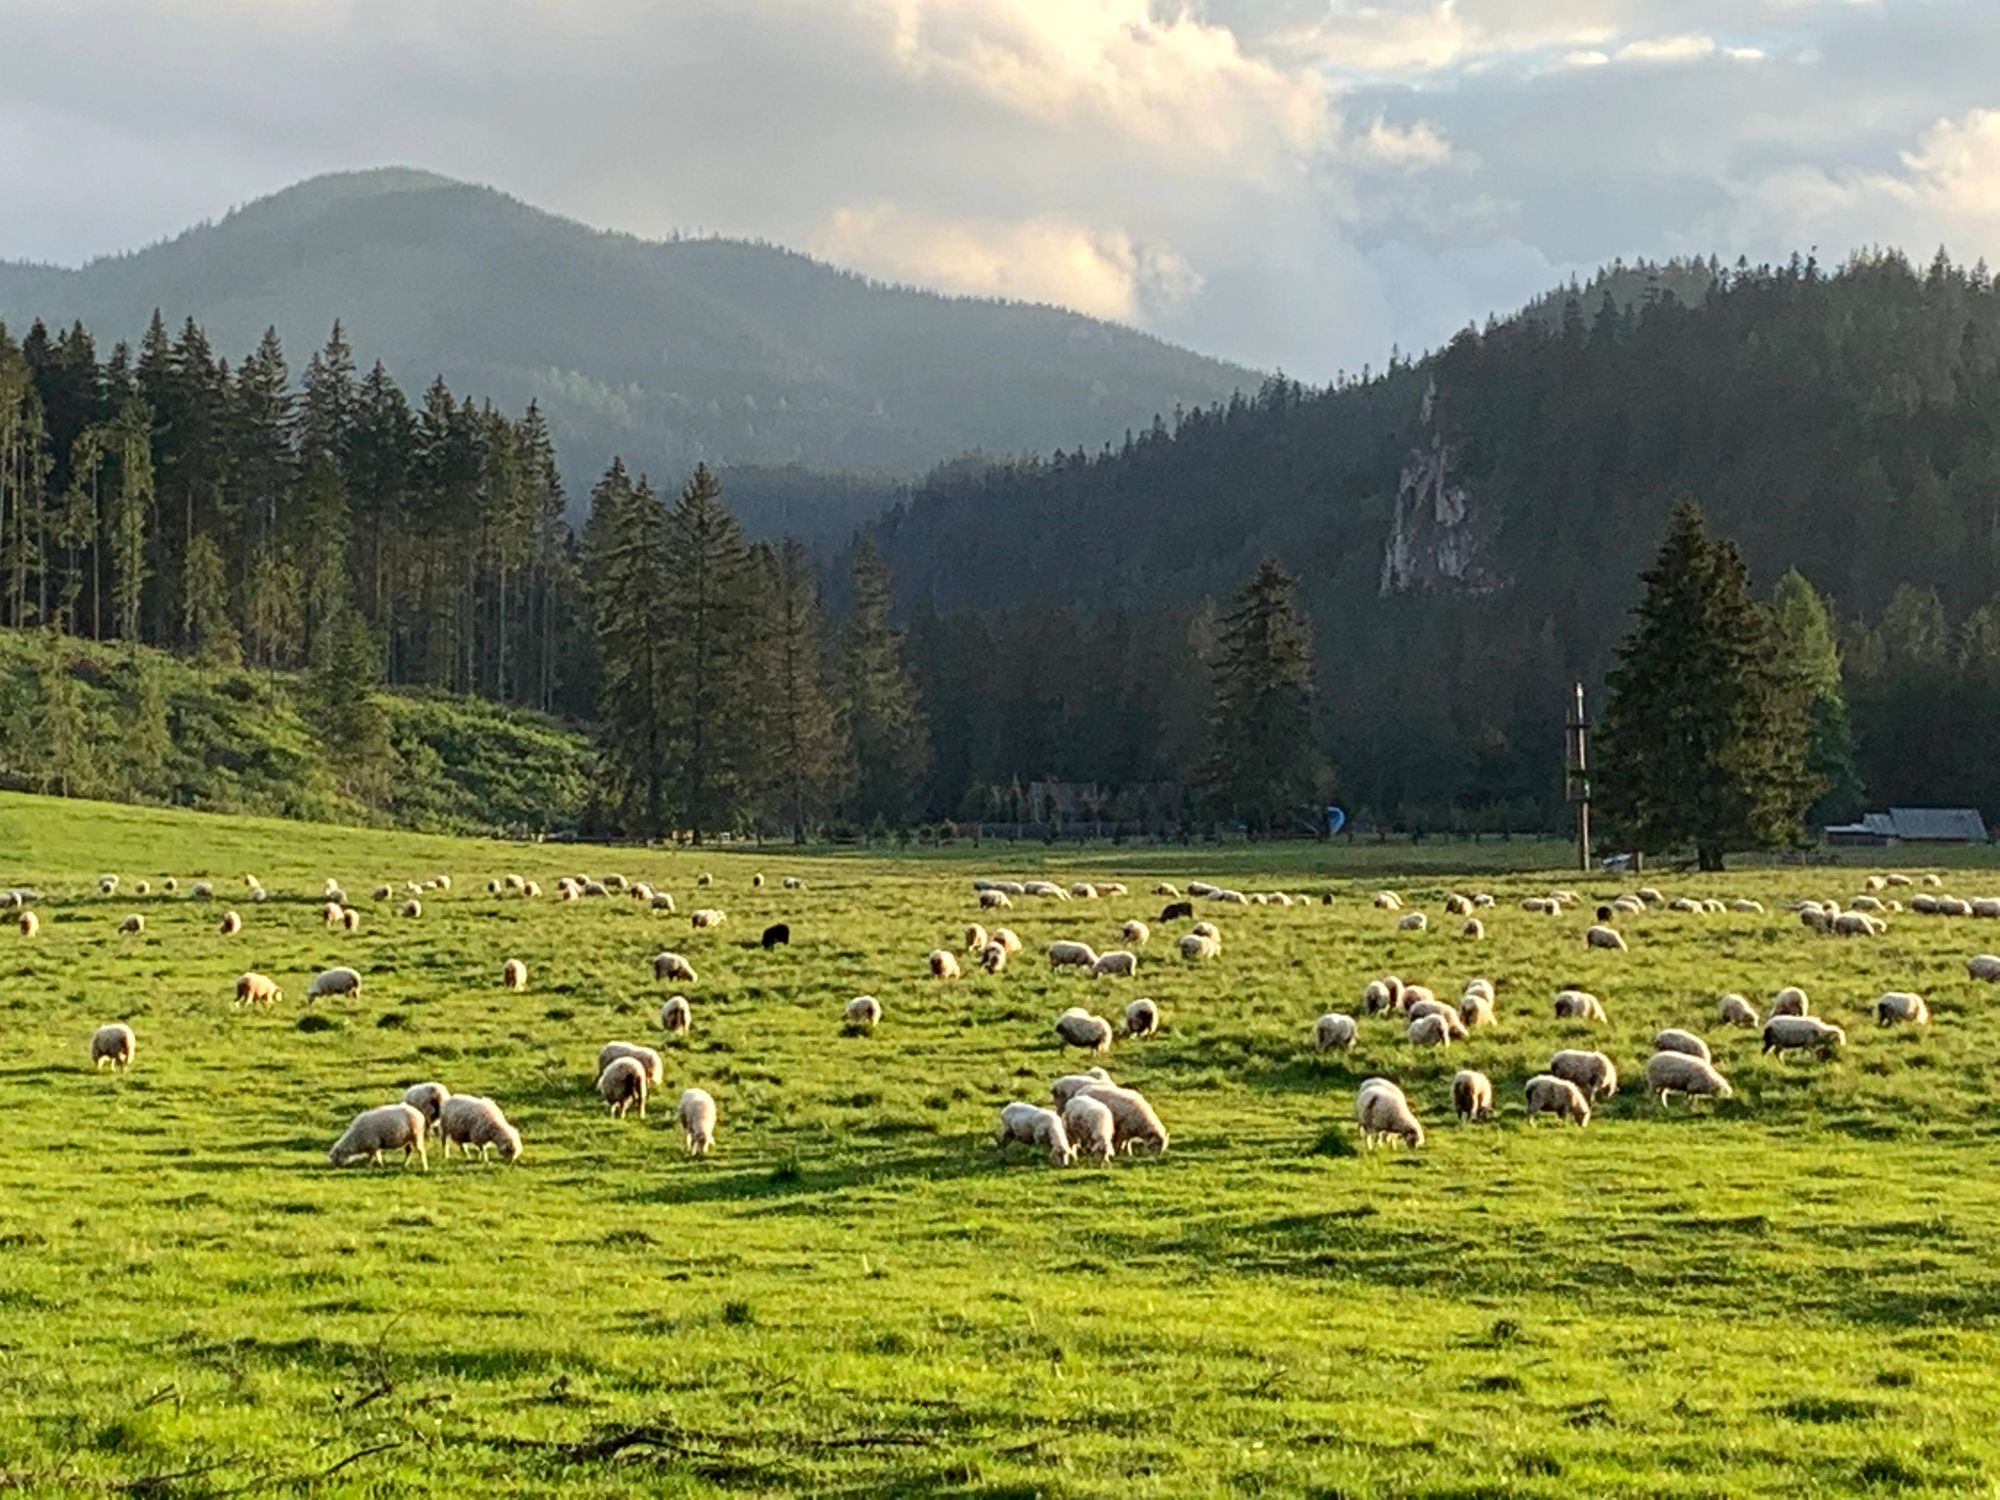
0, 168, 1255, 497
0, 631, 593, 834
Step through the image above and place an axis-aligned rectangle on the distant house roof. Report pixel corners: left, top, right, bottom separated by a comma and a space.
1887, 807, 1989, 842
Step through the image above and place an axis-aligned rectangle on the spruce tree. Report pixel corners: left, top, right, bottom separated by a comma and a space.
1772, 568, 1865, 824
659, 464, 754, 842
843, 540, 929, 827
181, 533, 241, 667
1202, 559, 1324, 833
583, 461, 672, 833
309, 608, 394, 802
755, 538, 848, 841
1598, 501, 1816, 869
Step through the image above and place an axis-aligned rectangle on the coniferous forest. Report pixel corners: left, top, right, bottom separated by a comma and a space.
10, 248, 2000, 845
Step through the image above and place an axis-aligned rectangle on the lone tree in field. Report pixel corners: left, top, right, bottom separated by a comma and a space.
843, 539, 929, 826
1203, 558, 1325, 833
1598, 501, 1816, 870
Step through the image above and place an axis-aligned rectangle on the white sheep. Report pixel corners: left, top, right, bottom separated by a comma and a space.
1063, 1094, 1117, 1164
1444, 893, 1473, 916
1452, 1069, 1494, 1121
1762, 1015, 1847, 1059
652, 952, 698, 983
1091, 949, 1138, 978
677, 1088, 717, 1156
1584, 924, 1627, 951
524, 881, 543, 899
1355, 1079, 1424, 1149
1101, 883, 1129, 897
306, 967, 362, 1002
690, 908, 727, 929
91, 1023, 135, 1070
1397, 984, 1438, 1014
321, 901, 345, 927
401, 1082, 451, 1125
978, 889, 1012, 910
1121, 998, 1160, 1039
1363, 976, 1404, 1014
1770, 986, 1810, 1017
218, 910, 243, 936
1069, 882, 1098, 900
341, 908, 362, 933
1023, 880, 1066, 899
190, 881, 213, 900
439, 1095, 523, 1163
598, 1055, 649, 1117
929, 948, 963, 980
1653, 1028, 1712, 1061
660, 995, 694, 1035
1550, 1049, 1619, 1098
1121, 919, 1151, 947
1407, 1012, 1453, 1047
980, 942, 1008, 974
1154, 883, 1181, 897
1051, 1068, 1114, 1108
596, 1041, 665, 1087
1396, 912, 1428, 932
501, 958, 528, 992
783, 876, 806, 890
1406, 998, 1468, 1038
234, 972, 282, 1007
1047, 940, 1099, 971
1055, 1006, 1115, 1053
843, 995, 882, 1031
1553, 989, 1606, 1022
1645, 1051, 1734, 1107
1967, 954, 2000, 982
1313, 1013, 1358, 1052
1373, 892, 1403, 910
1190, 920, 1221, 943
995, 1102, 1075, 1166
991, 929, 1023, 954
1186, 881, 1218, 898
1458, 990, 1496, 1028
328, 1103, 428, 1169
651, 892, 677, 912
97, 874, 118, 895
118, 913, 144, 935
16, 912, 36, 939
1178, 933, 1221, 962
964, 922, 989, 953
1075, 1083, 1168, 1154
1874, 991, 1930, 1026
1523, 1074, 1592, 1126
1717, 993, 1759, 1027
1461, 918, 1485, 941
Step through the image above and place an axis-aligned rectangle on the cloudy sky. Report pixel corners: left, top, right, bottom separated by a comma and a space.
4, 0, 1997, 378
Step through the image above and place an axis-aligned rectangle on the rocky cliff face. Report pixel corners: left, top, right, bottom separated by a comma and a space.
1379, 379, 1503, 596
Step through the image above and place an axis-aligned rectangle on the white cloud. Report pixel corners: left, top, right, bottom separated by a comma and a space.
1616, 34, 1718, 64
1355, 116, 1459, 170
1557, 49, 1611, 67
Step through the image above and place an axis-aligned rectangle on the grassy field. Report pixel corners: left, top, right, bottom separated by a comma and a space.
5, 793, 2000, 1495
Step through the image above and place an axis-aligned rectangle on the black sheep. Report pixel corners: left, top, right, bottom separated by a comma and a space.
761, 922, 791, 949
1159, 900, 1194, 922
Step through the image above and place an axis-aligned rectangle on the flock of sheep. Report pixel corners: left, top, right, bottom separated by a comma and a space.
18, 858, 1997, 1174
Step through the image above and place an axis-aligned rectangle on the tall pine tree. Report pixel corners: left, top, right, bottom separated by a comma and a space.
584, 461, 672, 833
843, 539, 928, 827
754, 538, 849, 841
1202, 559, 1324, 833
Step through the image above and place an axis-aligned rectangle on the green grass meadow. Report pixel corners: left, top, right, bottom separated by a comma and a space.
4, 793, 2000, 1495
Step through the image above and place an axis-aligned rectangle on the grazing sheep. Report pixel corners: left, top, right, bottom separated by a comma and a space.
598, 1056, 649, 1118
1645, 1051, 1734, 1107
306, 967, 362, 1002
760, 923, 790, 949
118, 914, 144, 935
1154, 883, 1181, 897
1406, 998, 1468, 1037
1047, 940, 1099, 971
133, 880, 150, 896
1373, 892, 1403, 910
501, 958, 529, 992
218, 910, 243, 936
1553, 989, 1606, 1022
1637, 887, 1664, 906
1717, 993, 1759, 1027
1023, 880, 1066, 900
1355, 1079, 1424, 1149
1585, 924, 1627, 951
1458, 989, 1496, 1028
979, 941, 1008, 974
651, 892, 677, 913
965, 922, 989, 953
1833, 911, 1886, 937
1102, 883, 1129, 897
1063, 1094, 1117, 1164
596, 1041, 665, 1087
90, 1023, 136, 1070
1313, 1012, 1358, 1052
1653, 1028, 1712, 1061
401, 1082, 451, 1125
191, 881, 214, 900
1055, 1006, 1115, 1053
1397, 984, 1438, 1015
1460, 918, 1486, 941
1444, 893, 1473, 916
1091, 949, 1139, 978
1523, 1074, 1592, 1126
1075, 1083, 1169, 1154
1214, 888, 1249, 905
1463, 976, 1495, 1003
843, 995, 882, 1032
1612, 895, 1644, 915
328, 1103, 428, 1169
1452, 1069, 1495, 1121
1762, 1015, 1847, 1059
783, 876, 806, 890
1121, 998, 1161, 1039
583, 881, 610, 899
1186, 881, 1218, 898
1770, 986, 1810, 1017
1967, 954, 2000, 982
995, 1102, 1075, 1166
929, 948, 963, 980
677, 1088, 717, 1156
249, 887, 269, 904
1051, 1068, 1114, 1107
523, 881, 542, 899
979, 889, 1012, 910
1550, 1049, 1619, 1098
97, 874, 118, 895
341, 908, 362, 933
1407, 1012, 1453, 1048
1852, 894, 1888, 913
1190, 920, 1221, 943
1397, 912, 1428, 932
990, 928, 1022, 954
372, 884, 394, 901
439, 1095, 523, 1163
1178, 933, 1221, 962
1874, 991, 1930, 1026
1363, 976, 1404, 1015
16, 912, 36, 939
652, 951, 698, 983
660, 994, 694, 1035
1669, 896, 1703, 914
691, 909, 727, 929
234, 972, 281, 1008
1069, 882, 1099, 900
1121, 919, 1151, 947
1159, 900, 1195, 922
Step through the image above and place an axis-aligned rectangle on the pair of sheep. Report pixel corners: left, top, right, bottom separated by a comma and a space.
596, 1042, 716, 1154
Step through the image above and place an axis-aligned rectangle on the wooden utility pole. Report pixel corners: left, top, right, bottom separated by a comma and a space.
1564, 681, 1591, 872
